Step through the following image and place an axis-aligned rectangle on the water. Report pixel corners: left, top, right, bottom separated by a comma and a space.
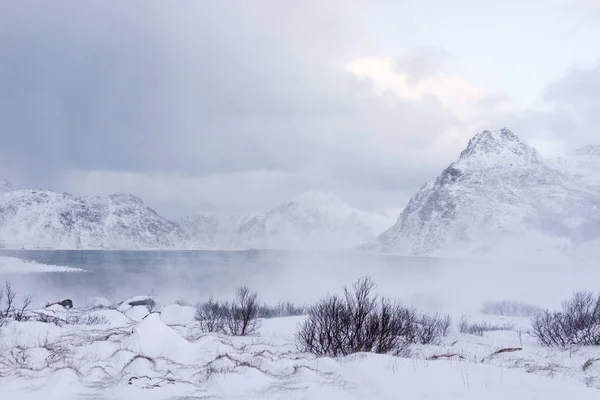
2, 249, 597, 313
0, 249, 440, 308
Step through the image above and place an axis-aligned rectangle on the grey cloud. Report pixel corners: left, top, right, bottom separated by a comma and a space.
0, 0, 460, 197
533, 60, 600, 150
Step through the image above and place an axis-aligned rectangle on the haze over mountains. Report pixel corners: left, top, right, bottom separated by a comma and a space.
178, 190, 394, 250
1, 128, 598, 255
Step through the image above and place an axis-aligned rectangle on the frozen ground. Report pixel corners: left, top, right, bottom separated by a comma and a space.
1, 298, 599, 399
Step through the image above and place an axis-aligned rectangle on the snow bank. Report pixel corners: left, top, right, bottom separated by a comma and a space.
159, 304, 196, 326
1, 302, 599, 399
0, 256, 85, 274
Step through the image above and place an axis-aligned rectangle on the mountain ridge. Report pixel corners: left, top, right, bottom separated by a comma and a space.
0, 189, 187, 249
367, 128, 600, 256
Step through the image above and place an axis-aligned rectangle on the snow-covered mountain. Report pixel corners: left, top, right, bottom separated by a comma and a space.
0, 176, 13, 193
0, 190, 187, 249
367, 128, 600, 256
179, 191, 394, 250
551, 144, 600, 191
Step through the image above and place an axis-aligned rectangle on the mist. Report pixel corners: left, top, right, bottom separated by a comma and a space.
1, 249, 595, 317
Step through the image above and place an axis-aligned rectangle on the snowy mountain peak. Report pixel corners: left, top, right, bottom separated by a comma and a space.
573, 145, 600, 156
458, 128, 541, 166
369, 127, 600, 256
0, 176, 13, 193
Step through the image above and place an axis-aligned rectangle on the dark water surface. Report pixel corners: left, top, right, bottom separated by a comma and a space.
0, 250, 441, 307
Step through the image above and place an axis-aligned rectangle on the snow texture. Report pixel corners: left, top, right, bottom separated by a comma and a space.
369, 128, 600, 256
0, 190, 187, 249
178, 190, 395, 250
1, 299, 599, 399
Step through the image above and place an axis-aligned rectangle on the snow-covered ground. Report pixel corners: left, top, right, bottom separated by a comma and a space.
1, 298, 599, 399
0, 256, 85, 274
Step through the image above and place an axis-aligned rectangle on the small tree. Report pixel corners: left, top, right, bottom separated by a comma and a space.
226, 286, 260, 336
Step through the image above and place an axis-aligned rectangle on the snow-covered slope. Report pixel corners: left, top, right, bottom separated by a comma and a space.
368, 128, 600, 256
0, 176, 13, 193
179, 191, 394, 250
0, 190, 188, 249
551, 144, 600, 191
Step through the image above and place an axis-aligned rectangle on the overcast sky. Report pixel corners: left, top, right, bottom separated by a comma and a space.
0, 0, 599, 217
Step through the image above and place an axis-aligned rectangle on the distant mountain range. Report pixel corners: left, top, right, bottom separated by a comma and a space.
1, 128, 598, 254
365, 128, 600, 256
0, 176, 394, 249
177, 190, 394, 250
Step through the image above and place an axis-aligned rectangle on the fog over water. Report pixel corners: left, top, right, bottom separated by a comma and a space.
0, 250, 595, 315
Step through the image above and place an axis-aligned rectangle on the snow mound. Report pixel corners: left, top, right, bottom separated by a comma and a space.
159, 304, 196, 326
122, 313, 195, 364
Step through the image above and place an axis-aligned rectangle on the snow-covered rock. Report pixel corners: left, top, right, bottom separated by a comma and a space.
0, 190, 188, 249
368, 128, 600, 256
179, 190, 395, 250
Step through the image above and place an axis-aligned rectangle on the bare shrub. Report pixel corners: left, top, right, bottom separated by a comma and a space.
257, 301, 306, 319
195, 297, 228, 333
531, 291, 600, 347
416, 313, 452, 344
35, 313, 65, 327
481, 300, 543, 317
0, 282, 32, 327
296, 277, 451, 357
66, 314, 110, 326
458, 315, 514, 336
226, 286, 260, 336
195, 286, 261, 336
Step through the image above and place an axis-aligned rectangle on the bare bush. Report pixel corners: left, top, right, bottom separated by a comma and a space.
35, 314, 65, 327
531, 291, 600, 347
256, 301, 306, 319
481, 300, 543, 317
66, 314, 110, 326
416, 313, 452, 344
195, 286, 261, 336
458, 315, 514, 336
296, 277, 451, 357
226, 286, 260, 336
196, 297, 229, 333
0, 282, 32, 327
